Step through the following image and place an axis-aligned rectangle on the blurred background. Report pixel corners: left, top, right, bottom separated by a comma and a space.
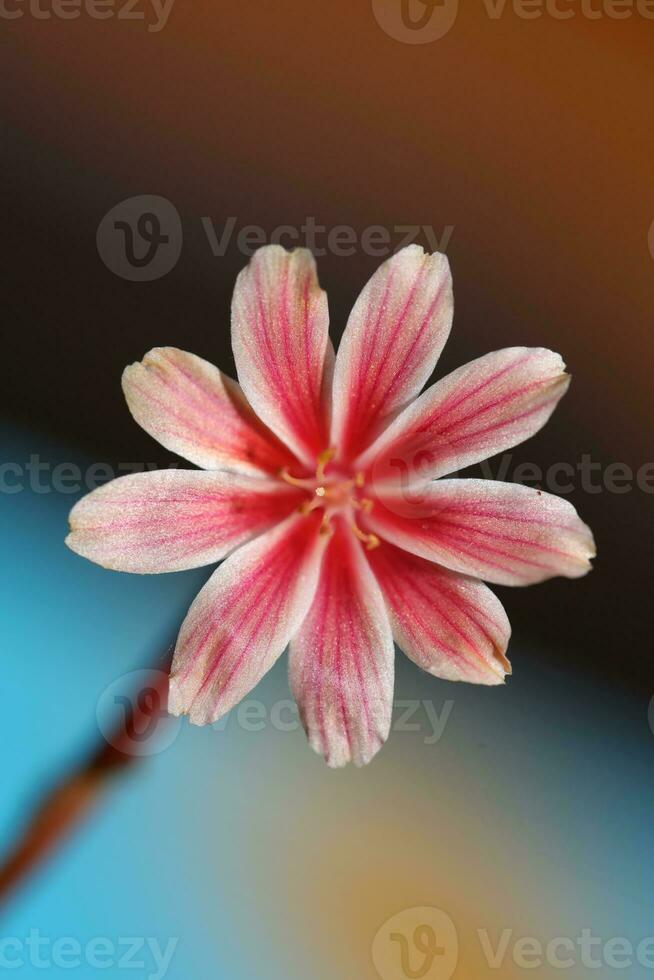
2, 1, 653, 976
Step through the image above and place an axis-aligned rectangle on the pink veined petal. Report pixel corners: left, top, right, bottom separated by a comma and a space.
357, 347, 570, 484
289, 519, 395, 768
330, 245, 453, 463
169, 512, 326, 726
66, 469, 303, 574
367, 542, 511, 686
231, 246, 334, 468
366, 479, 596, 587
122, 347, 295, 476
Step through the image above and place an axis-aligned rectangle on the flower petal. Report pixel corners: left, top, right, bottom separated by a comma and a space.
358, 347, 569, 483
331, 246, 453, 462
231, 246, 334, 467
169, 512, 326, 725
66, 469, 302, 573
366, 480, 596, 586
367, 542, 511, 685
122, 347, 294, 476
289, 519, 394, 768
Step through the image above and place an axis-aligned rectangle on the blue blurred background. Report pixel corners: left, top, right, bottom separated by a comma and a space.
2, 426, 653, 977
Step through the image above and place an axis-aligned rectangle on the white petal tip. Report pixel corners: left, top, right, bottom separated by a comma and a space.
308, 734, 386, 769
168, 699, 217, 727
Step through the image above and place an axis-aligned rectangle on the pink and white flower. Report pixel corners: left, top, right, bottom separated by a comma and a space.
67, 245, 595, 767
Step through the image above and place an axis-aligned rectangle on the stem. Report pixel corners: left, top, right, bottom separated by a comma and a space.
0, 660, 172, 910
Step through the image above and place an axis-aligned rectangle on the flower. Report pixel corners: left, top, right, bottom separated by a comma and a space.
67, 245, 595, 767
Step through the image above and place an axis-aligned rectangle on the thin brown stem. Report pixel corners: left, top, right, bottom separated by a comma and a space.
0, 659, 173, 910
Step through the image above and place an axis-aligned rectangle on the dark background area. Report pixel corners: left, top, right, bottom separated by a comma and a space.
2, 1, 652, 692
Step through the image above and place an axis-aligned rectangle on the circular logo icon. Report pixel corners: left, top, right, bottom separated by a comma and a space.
372, 907, 459, 980
371, 0, 459, 44
96, 195, 182, 281
96, 668, 181, 757
365, 434, 464, 519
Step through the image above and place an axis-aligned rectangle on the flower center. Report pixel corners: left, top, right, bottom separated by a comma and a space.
279, 449, 380, 550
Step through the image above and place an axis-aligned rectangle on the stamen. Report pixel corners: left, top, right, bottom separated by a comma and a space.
279, 467, 313, 490
282, 455, 372, 538
351, 524, 381, 551
319, 513, 334, 536
316, 448, 335, 482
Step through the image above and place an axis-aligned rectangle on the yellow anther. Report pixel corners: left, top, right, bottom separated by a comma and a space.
316, 448, 336, 482
319, 513, 334, 536
351, 524, 381, 551
282, 455, 372, 537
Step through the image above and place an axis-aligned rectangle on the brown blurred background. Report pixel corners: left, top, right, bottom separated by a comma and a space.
3, 0, 653, 690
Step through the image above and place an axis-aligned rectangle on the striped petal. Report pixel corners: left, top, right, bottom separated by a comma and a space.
367, 480, 596, 586
368, 543, 511, 685
169, 512, 326, 725
66, 469, 302, 573
122, 347, 294, 476
331, 246, 453, 462
358, 347, 569, 484
231, 246, 334, 467
289, 519, 394, 768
